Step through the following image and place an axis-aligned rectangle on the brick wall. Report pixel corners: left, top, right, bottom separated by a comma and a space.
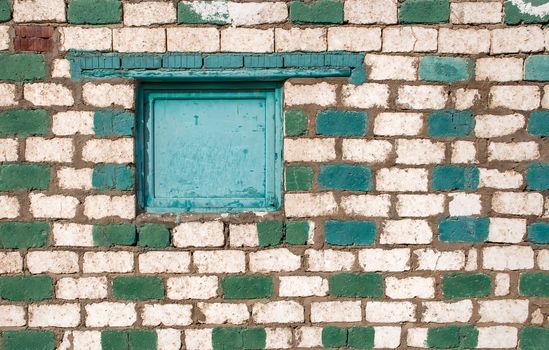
0, 0, 548, 349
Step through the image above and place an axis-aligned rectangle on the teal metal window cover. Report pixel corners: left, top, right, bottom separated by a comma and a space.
137, 82, 283, 213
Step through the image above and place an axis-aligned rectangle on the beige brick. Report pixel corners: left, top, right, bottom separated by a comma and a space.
29, 304, 80, 327
167, 28, 219, 52
365, 301, 415, 322
249, 248, 301, 272
221, 28, 273, 53
451, 141, 476, 164
450, 2, 502, 24
479, 168, 523, 189
194, 250, 245, 273
311, 301, 361, 323
376, 168, 428, 192
488, 218, 526, 244
167, 276, 218, 300
494, 273, 511, 296
407, 328, 428, 348
85, 303, 136, 327
383, 26, 437, 52
59, 27, 112, 51
142, 304, 192, 327
0, 83, 16, 106
542, 86, 549, 108
344, 0, 397, 24
0, 196, 19, 219
0, 26, 9, 51
438, 28, 490, 54
229, 224, 258, 247
492, 27, 544, 54
284, 82, 336, 106
83, 195, 135, 220
27, 251, 78, 274
488, 142, 540, 161
342, 139, 392, 163
475, 114, 525, 138
396, 139, 445, 165
279, 276, 328, 297
477, 326, 518, 349
275, 28, 326, 52
25, 137, 73, 162
0, 138, 18, 162
29, 193, 78, 219
386, 277, 435, 299
51, 59, 70, 78
82, 139, 134, 164
185, 329, 212, 350
328, 27, 381, 51
448, 193, 481, 216
476, 58, 523, 82
306, 249, 355, 272
52, 223, 93, 247
397, 85, 447, 109
139, 252, 191, 273
228, 2, 288, 25
265, 328, 292, 349
157, 329, 181, 350
342, 83, 390, 108
374, 112, 423, 136
173, 221, 224, 248
538, 250, 549, 270
374, 326, 401, 349
479, 300, 529, 323
0, 252, 23, 274
197, 302, 248, 325
490, 85, 540, 110
492, 192, 543, 215
422, 300, 472, 323
359, 248, 410, 272
397, 194, 444, 217
365, 54, 417, 80
52, 111, 94, 135
113, 28, 166, 52
453, 88, 480, 110
56, 277, 108, 300
381, 219, 433, 244
285, 192, 338, 217
341, 194, 391, 217
123, 2, 176, 26
483, 246, 534, 270
83, 252, 133, 273
253, 301, 304, 324
295, 327, 322, 348
284, 138, 335, 162
13, 0, 66, 22
57, 167, 93, 190
415, 249, 466, 271
82, 83, 134, 109
0, 305, 25, 327
24, 83, 73, 106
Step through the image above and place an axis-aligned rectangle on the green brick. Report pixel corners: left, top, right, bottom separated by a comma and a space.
2, 330, 55, 350
284, 221, 309, 245
0, 0, 10, 22
112, 276, 164, 300
68, 0, 122, 24
101, 330, 127, 350
0, 221, 50, 249
0, 53, 46, 81
329, 272, 383, 297
505, 1, 549, 24
428, 109, 474, 137
242, 328, 266, 349
520, 327, 549, 350
257, 221, 284, 247
439, 217, 489, 243
348, 326, 375, 350
290, 0, 343, 24
101, 330, 157, 350
432, 165, 479, 191
520, 272, 549, 297
94, 109, 134, 136
0, 276, 53, 301
442, 273, 491, 299
93, 224, 136, 247
319, 164, 372, 191
527, 162, 549, 190
178, 1, 229, 24
419, 56, 473, 82
212, 327, 242, 349
427, 325, 478, 349
138, 223, 170, 248
221, 275, 273, 299
0, 163, 51, 191
92, 164, 135, 191
528, 222, 549, 244
525, 55, 549, 81
399, 0, 450, 24
0, 109, 49, 136
322, 326, 347, 348
528, 111, 549, 137
285, 165, 313, 191
325, 220, 376, 246
285, 109, 308, 136
316, 109, 367, 136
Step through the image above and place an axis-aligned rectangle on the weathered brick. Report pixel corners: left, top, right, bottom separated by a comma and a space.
325, 220, 376, 246
221, 275, 273, 299
329, 272, 383, 297
177, 1, 229, 24
0, 275, 53, 301
13, 0, 65, 22
451, 2, 501, 24
284, 109, 307, 136
399, 0, 449, 24
290, 0, 343, 24
419, 56, 473, 82
257, 221, 283, 247
443, 273, 491, 299
285, 166, 313, 191
345, 0, 397, 24
68, 0, 121, 24
396, 139, 445, 165
112, 276, 164, 301
438, 217, 489, 243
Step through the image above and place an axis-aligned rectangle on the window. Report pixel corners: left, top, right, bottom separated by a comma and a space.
137, 82, 282, 213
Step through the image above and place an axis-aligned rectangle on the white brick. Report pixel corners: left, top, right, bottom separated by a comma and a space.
438, 28, 490, 54
365, 301, 415, 322
450, 2, 502, 24
167, 28, 219, 52
29, 304, 80, 327
265, 328, 292, 349
328, 27, 381, 51
476, 58, 523, 82
113, 28, 166, 52
142, 304, 192, 326
173, 221, 224, 248
0, 305, 25, 327
479, 300, 529, 323
453, 88, 480, 110
475, 114, 525, 138
24, 83, 73, 106
250, 248, 301, 272
396, 194, 444, 217
56, 277, 108, 300
448, 193, 481, 216
185, 329, 212, 350
194, 250, 245, 273
13, 0, 66, 22
221, 28, 273, 53
306, 249, 355, 272
451, 141, 476, 164
342, 139, 392, 163
0, 252, 23, 274
381, 219, 432, 244
284, 138, 335, 162
82, 139, 134, 164
124, 2, 176, 26
488, 142, 540, 161
422, 300, 472, 323
139, 252, 191, 273
27, 251, 78, 274
57, 167, 93, 190
311, 301, 362, 323
0, 138, 18, 161
396, 139, 445, 165
342, 83, 390, 108
83, 251, 133, 273
167, 276, 218, 300
59, 27, 111, 51
25, 137, 73, 162
465, 248, 478, 271
29, 193, 78, 219
488, 218, 526, 243
490, 85, 540, 110
341, 194, 391, 217
52, 111, 94, 136
83, 195, 135, 219
359, 248, 410, 272
285, 192, 338, 217
492, 27, 544, 54
279, 276, 328, 297
284, 82, 336, 106
52, 223, 93, 247
483, 246, 535, 270
0, 196, 19, 219
157, 329, 181, 350
0, 84, 16, 106
345, 0, 397, 24
374, 326, 401, 349
0, 26, 9, 51
477, 326, 518, 349
415, 249, 465, 271
253, 301, 304, 324
82, 83, 134, 109
397, 85, 447, 109
538, 250, 549, 270
229, 224, 258, 247
295, 327, 322, 348
376, 168, 428, 192
407, 328, 428, 348
275, 28, 326, 52
383, 26, 437, 52
374, 112, 423, 136
479, 168, 522, 189
492, 192, 543, 215
197, 303, 248, 325
542, 86, 549, 108
228, 2, 288, 25
86, 302, 136, 327
51, 59, 70, 78
386, 277, 434, 299
365, 54, 417, 80
495, 273, 511, 296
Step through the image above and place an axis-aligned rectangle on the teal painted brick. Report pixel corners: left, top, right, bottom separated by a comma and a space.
316, 109, 367, 136
324, 53, 364, 68
284, 53, 326, 67
0, 221, 50, 249
178, 1, 229, 24
162, 53, 202, 68
204, 54, 243, 68
419, 56, 473, 82
2, 330, 56, 350
68, 0, 121, 24
244, 54, 283, 68
92, 164, 134, 191
505, 1, 549, 24
92, 224, 136, 247
322, 326, 347, 348
428, 109, 474, 137
0, 0, 10, 22
290, 0, 344, 24
329, 272, 383, 297
74, 52, 121, 70
0, 53, 46, 81
0, 276, 53, 301
439, 217, 489, 243
94, 109, 134, 136
432, 165, 479, 191
525, 55, 549, 81
528, 111, 549, 136
527, 162, 549, 190
325, 220, 376, 246
520, 327, 549, 350
520, 272, 549, 297
121, 54, 162, 69
349, 65, 367, 85
528, 222, 549, 244
138, 223, 170, 248
427, 325, 478, 349
399, 0, 450, 24
318, 164, 372, 191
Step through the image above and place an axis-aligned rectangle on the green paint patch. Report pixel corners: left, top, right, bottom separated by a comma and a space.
257, 221, 284, 247
399, 0, 450, 24
316, 109, 367, 136
428, 109, 474, 137
525, 55, 549, 81
0, 109, 49, 137
285, 109, 308, 136
0, 163, 51, 191
0, 276, 53, 301
427, 325, 478, 349
93, 224, 136, 247
212, 327, 266, 350
432, 165, 479, 191
322, 326, 375, 349
419, 56, 473, 82
528, 111, 549, 136
439, 217, 489, 243
138, 223, 170, 248
284, 221, 309, 245
329, 272, 383, 297
325, 220, 376, 246
0, 53, 46, 81
0, 0, 11, 22
94, 109, 134, 136
520, 272, 549, 297
443, 273, 491, 299
68, 0, 122, 24
101, 329, 157, 350
178, 1, 230, 24
527, 162, 549, 190
221, 275, 273, 299
505, 0, 549, 24
285, 165, 313, 191
2, 330, 55, 350
290, 0, 344, 24
322, 326, 348, 348
528, 221, 549, 244
92, 164, 135, 191
520, 326, 549, 350
319, 164, 372, 191
0, 221, 50, 249
112, 276, 164, 300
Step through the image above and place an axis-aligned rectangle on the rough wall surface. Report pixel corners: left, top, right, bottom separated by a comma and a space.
0, 0, 548, 349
